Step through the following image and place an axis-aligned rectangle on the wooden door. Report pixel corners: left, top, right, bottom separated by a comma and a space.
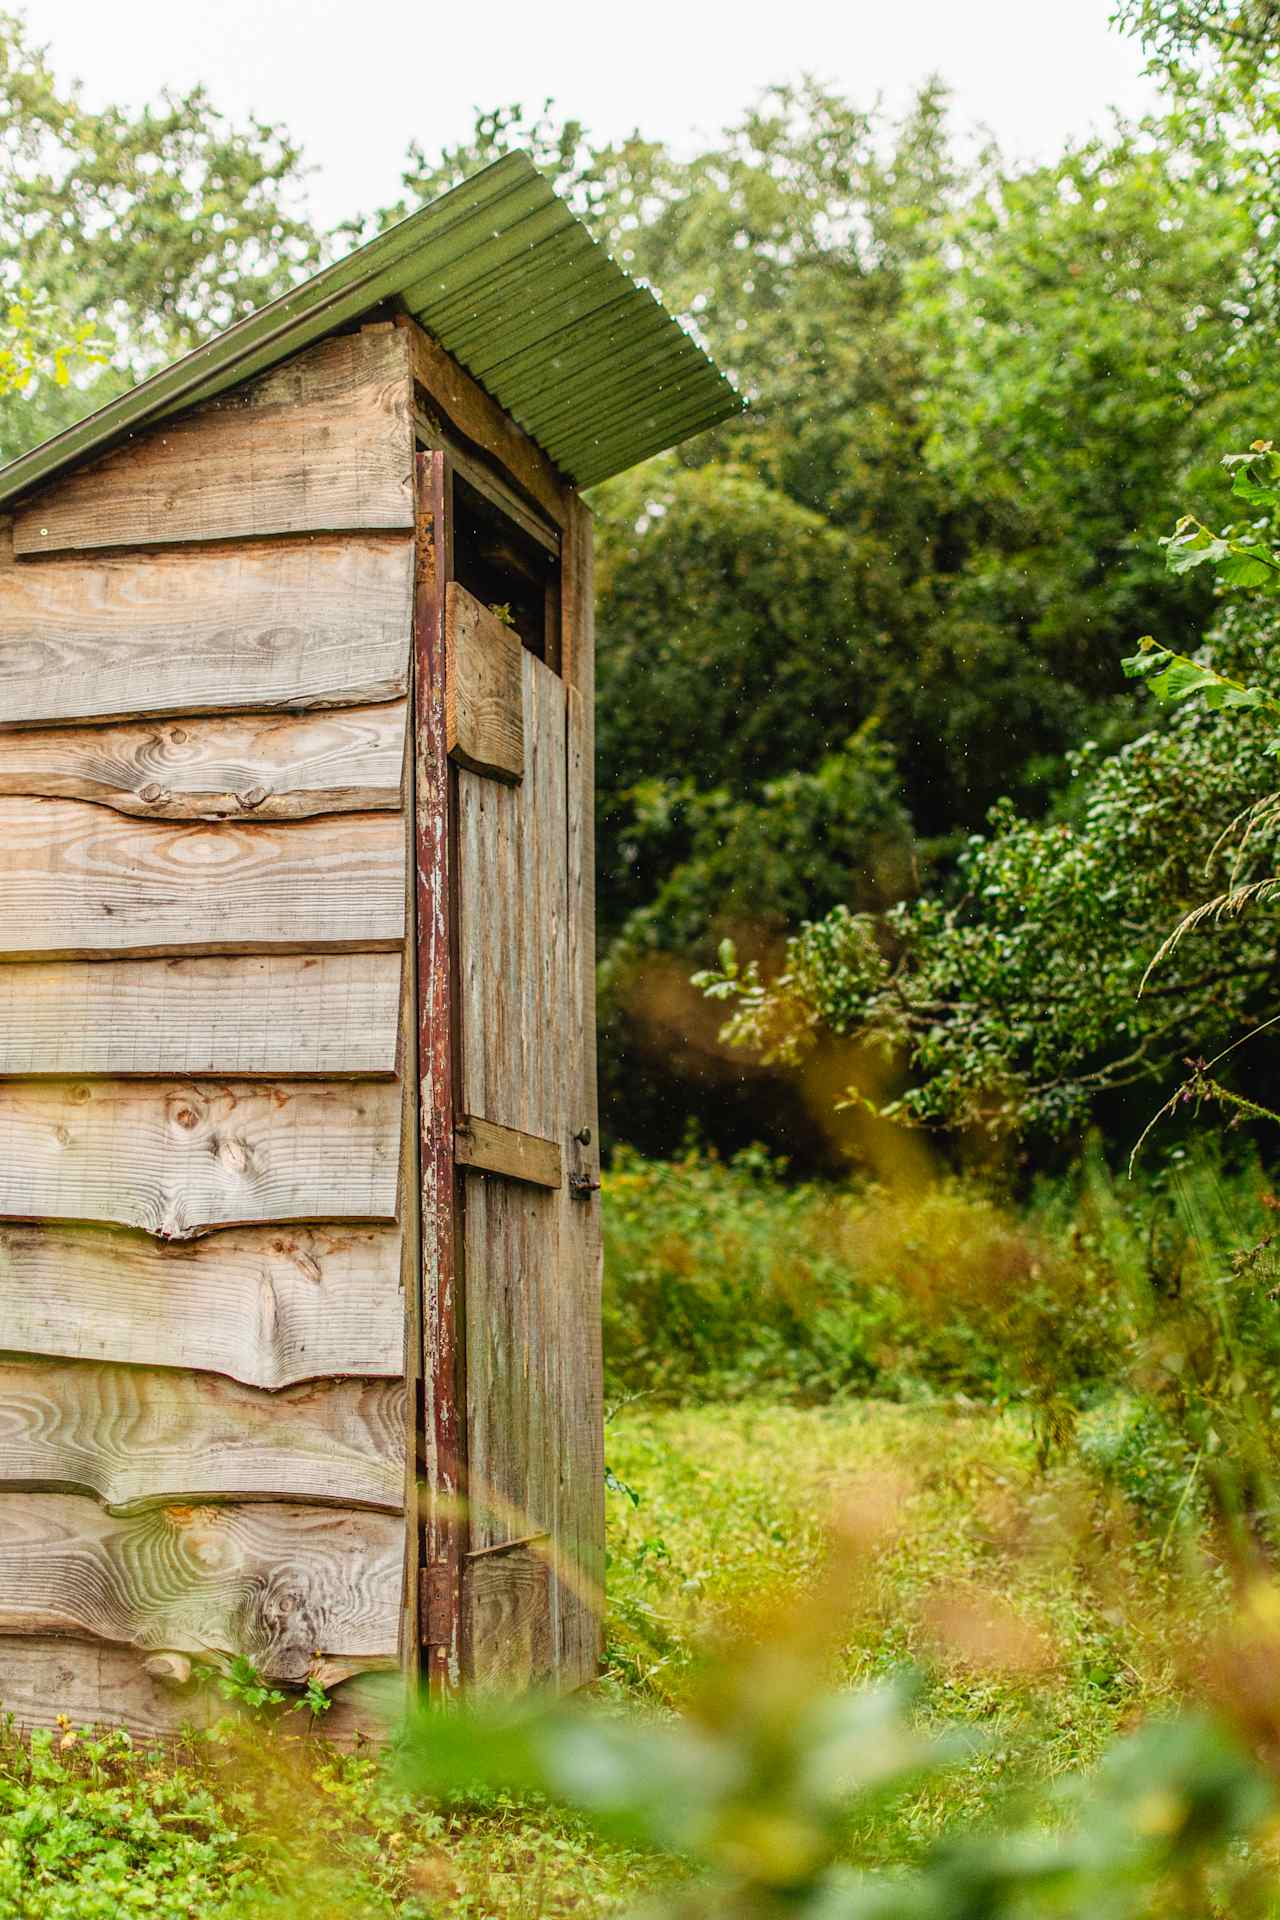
414, 451, 602, 1696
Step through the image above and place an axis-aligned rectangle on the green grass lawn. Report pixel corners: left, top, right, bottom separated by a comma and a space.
0, 1400, 1213, 1918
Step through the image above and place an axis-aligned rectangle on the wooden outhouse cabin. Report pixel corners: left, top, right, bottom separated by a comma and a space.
0, 154, 740, 1739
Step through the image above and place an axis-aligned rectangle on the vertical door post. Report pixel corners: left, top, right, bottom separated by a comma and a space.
414, 449, 465, 1692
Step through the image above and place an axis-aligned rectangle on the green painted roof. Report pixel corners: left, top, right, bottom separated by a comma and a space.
0, 152, 741, 509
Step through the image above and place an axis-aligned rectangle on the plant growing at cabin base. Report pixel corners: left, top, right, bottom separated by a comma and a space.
696, 446, 1280, 1146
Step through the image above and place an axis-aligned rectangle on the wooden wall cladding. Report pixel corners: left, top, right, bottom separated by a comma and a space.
0, 1635, 399, 1744
11, 330, 415, 556
0, 1494, 402, 1682
0, 1221, 404, 1389
0, 530, 415, 728
0, 798, 405, 959
0, 703, 406, 820
0, 954, 402, 1078
0, 1360, 405, 1513
0, 1078, 401, 1237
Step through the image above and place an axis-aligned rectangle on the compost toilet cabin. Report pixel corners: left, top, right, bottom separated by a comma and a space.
0, 154, 740, 1739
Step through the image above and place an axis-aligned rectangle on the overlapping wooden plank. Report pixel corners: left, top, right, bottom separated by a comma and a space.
0, 797, 404, 959
0, 1635, 399, 1744
445, 584, 523, 783
0, 1494, 402, 1682
0, 703, 407, 819
0, 529, 414, 728
0, 954, 402, 1077
0, 1361, 405, 1513
0, 1078, 401, 1237
454, 1115, 561, 1189
0, 1221, 403, 1388
12, 331, 414, 555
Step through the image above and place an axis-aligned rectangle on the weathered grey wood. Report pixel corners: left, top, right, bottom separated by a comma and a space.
0, 1221, 403, 1388
0, 953, 402, 1077
12, 331, 415, 555
397, 317, 569, 531
0, 1494, 402, 1682
455, 1115, 561, 1189
466, 1544, 552, 1692
457, 646, 566, 1688
457, 650, 567, 1139
0, 1360, 405, 1512
0, 797, 404, 958
0, 1078, 401, 1236
0, 529, 414, 727
556, 496, 605, 1687
464, 1178, 558, 1565
0, 703, 406, 819
0, 1635, 399, 1744
445, 583, 524, 784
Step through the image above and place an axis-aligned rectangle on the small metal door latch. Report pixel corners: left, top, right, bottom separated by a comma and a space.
569, 1172, 601, 1200
573, 1126, 592, 1145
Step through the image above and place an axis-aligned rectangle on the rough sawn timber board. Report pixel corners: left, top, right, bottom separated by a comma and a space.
11, 329, 415, 555
0, 1221, 403, 1389
0, 797, 404, 959
0, 1078, 401, 1237
454, 1114, 561, 1189
555, 495, 605, 1688
0, 1635, 398, 1745
445, 583, 523, 784
0, 953, 402, 1078
0, 528, 414, 728
0, 1361, 405, 1513
0, 703, 406, 819
0, 1493, 402, 1682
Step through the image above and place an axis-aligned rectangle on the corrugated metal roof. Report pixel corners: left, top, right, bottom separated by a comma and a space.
0, 151, 742, 510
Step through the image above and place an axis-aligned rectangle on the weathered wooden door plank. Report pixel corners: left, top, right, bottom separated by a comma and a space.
454, 1114, 561, 1188
0, 703, 407, 819
12, 331, 415, 555
0, 1361, 406, 1513
0, 1493, 402, 1682
445, 584, 524, 784
0, 953, 402, 1077
0, 797, 405, 959
0, 1221, 404, 1388
0, 530, 414, 727
0, 1078, 401, 1236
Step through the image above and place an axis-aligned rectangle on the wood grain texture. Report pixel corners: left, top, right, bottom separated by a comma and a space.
0, 954, 402, 1077
0, 1635, 400, 1744
0, 1360, 405, 1513
466, 1544, 552, 1693
456, 649, 567, 1141
0, 797, 405, 959
0, 1494, 402, 1681
0, 1220, 403, 1388
555, 494, 605, 1687
455, 1115, 561, 1189
445, 584, 523, 784
413, 451, 463, 1694
0, 703, 406, 819
0, 529, 414, 727
0, 1078, 401, 1236
12, 331, 415, 555
397, 317, 569, 530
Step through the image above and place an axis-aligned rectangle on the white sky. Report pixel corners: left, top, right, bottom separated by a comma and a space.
40, 0, 1161, 231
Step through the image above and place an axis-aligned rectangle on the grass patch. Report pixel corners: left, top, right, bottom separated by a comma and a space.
2, 1399, 1226, 1916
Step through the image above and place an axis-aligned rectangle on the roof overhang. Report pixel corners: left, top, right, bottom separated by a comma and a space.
0, 152, 742, 511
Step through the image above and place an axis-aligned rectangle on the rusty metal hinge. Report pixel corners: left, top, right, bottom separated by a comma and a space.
419, 1564, 454, 1645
